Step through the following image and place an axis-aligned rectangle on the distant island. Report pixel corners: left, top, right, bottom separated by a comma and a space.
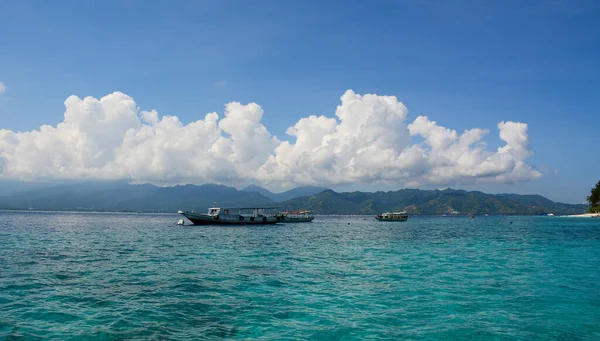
281, 188, 587, 216
0, 180, 587, 216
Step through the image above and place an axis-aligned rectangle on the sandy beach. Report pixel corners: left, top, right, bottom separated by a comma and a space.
566, 213, 600, 218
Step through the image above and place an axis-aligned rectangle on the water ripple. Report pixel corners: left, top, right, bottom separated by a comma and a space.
1, 212, 599, 340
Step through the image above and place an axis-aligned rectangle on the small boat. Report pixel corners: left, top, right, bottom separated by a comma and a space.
277, 210, 315, 223
178, 206, 280, 225
375, 211, 408, 221
547, 213, 554, 217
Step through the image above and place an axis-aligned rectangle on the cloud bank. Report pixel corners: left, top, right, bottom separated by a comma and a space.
0, 90, 542, 188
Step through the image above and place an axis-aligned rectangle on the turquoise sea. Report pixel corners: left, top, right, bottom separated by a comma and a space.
1, 211, 599, 340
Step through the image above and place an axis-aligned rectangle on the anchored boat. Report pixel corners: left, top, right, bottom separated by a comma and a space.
375, 211, 409, 222
277, 210, 315, 223
178, 206, 280, 225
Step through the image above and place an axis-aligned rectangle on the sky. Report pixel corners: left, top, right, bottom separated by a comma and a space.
0, 0, 598, 203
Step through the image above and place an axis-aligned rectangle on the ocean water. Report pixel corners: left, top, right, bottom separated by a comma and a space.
1, 212, 599, 340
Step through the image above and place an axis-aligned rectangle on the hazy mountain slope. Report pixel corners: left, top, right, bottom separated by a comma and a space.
240, 185, 277, 200
241, 185, 328, 202
0, 181, 587, 215
0, 182, 273, 212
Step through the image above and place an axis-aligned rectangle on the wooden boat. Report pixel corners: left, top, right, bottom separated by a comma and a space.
277, 210, 314, 223
178, 206, 280, 225
375, 211, 408, 221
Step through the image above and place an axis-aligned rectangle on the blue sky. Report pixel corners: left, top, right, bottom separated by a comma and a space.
0, 0, 598, 203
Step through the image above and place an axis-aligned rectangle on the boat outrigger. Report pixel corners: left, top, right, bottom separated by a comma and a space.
277, 210, 315, 223
375, 211, 409, 221
178, 205, 281, 225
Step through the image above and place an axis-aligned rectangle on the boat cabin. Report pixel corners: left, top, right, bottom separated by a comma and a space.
377, 211, 409, 220
282, 210, 313, 218
206, 206, 279, 218
382, 212, 407, 219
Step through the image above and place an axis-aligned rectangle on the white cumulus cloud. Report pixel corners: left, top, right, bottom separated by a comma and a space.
258, 90, 541, 187
0, 90, 542, 188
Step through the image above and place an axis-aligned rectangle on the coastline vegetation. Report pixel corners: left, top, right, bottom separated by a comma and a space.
587, 180, 600, 213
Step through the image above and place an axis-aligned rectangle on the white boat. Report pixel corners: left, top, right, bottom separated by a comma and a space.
277, 210, 315, 223
178, 206, 280, 225
547, 213, 554, 217
375, 211, 408, 221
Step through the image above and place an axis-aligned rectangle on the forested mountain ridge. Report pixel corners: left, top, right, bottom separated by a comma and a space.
0, 181, 587, 215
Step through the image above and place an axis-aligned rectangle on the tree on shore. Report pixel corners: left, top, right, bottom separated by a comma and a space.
587, 180, 600, 213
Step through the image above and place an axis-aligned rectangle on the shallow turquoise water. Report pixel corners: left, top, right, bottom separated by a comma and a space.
1, 212, 599, 340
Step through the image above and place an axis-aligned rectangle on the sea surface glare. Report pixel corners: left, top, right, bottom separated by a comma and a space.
1, 211, 599, 340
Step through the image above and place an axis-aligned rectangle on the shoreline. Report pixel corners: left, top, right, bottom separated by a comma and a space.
565, 213, 600, 218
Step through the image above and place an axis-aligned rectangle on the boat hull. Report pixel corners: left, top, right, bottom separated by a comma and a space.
375, 217, 408, 222
280, 216, 314, 223
180, 212, 279, 225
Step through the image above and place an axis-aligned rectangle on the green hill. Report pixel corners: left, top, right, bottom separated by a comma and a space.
282, 188, 587, 215
0, 181, 587, 215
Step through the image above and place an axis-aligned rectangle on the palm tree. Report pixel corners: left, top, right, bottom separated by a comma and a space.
587, 180, 600, 213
